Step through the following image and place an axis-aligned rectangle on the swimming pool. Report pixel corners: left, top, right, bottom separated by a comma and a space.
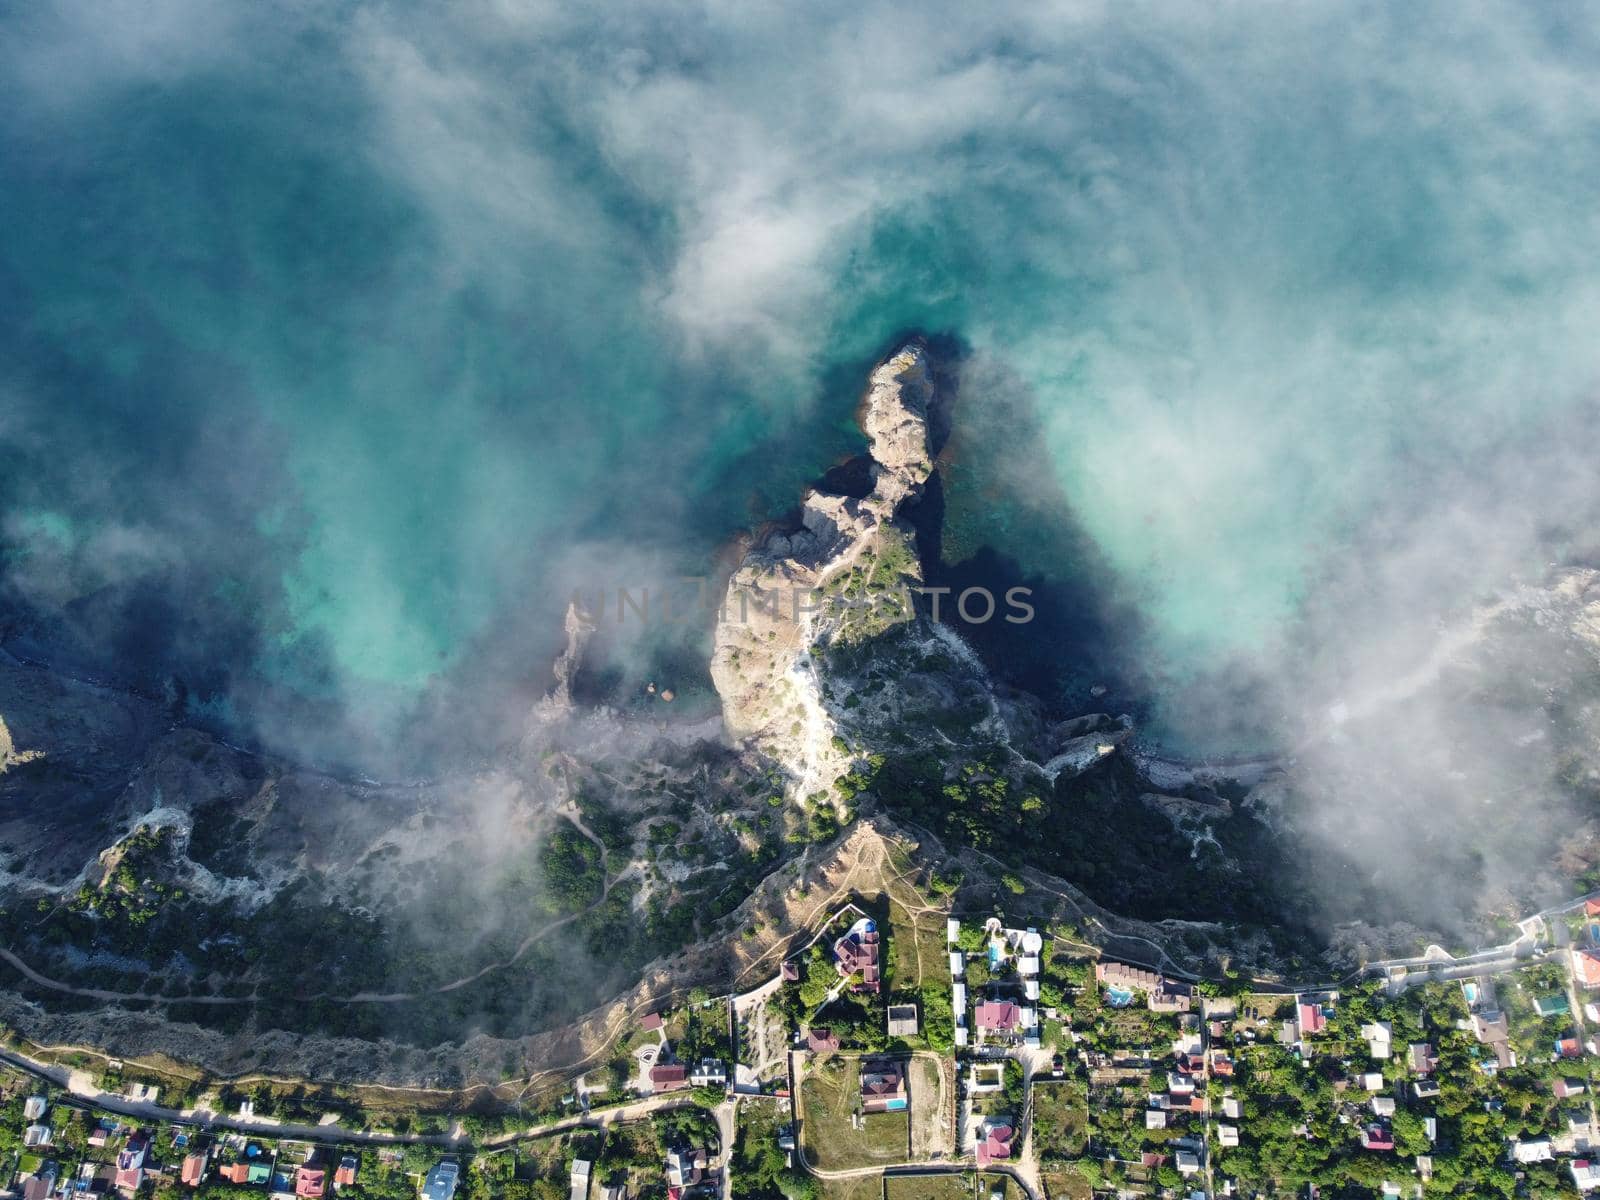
1106, 985, 1135, 1007
1463, 982, 1480, 1004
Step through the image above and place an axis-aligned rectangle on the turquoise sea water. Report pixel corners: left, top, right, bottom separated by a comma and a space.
4, 2, 1600, 765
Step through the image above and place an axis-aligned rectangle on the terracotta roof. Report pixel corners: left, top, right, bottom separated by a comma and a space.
181, 1154, 206, 1185
651, 1063, 688, 1091
1575, 949, 1600, 987
639, 1012, 664, 1031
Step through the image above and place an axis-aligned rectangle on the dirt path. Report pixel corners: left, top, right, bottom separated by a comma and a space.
2, 807, 634, 1008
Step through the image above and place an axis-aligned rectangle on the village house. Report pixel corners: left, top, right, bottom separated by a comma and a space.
1361, 1021, 1393, 1059
665, 1146, 706, 1193
1408, 1042, 1438, 1074
833, 918, 881, 993
1095, 961, 1193, 1013
1511, 1138, 1555, 1164
976, 1119, 1014, 1167
804, 1027, 840, 1054
1362, 1125, 1395, 1152
20, 1165, 57, 1200
690, 1059, 727, 1088
1573, 948, 1600, 989
975, 999, 1022, 1037
1295, 993, 1335, 1042
334, 1156, 358, 1188
650, 1063, 689, 1094
1469, 1010, 1515, 1070
1573, 1158, 1600, 1192
422, 1161, 460, 1200
181, 1151, 207, 1188
860, 1059, 908, 1113
115, 1131, 150, 1193
296, 1164, 327, 1198
886, 1004, 919, 1038
570, 1159, 591, 1200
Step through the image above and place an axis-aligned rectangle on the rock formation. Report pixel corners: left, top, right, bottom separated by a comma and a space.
710, 343, 936, 795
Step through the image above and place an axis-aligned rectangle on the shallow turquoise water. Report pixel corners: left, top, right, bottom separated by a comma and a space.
4, 2, 1598, 762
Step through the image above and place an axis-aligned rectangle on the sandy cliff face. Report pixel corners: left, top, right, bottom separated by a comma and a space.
709, 343, 936, 796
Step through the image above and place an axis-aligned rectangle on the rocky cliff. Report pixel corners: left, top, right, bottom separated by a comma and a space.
710, 343, 936, 797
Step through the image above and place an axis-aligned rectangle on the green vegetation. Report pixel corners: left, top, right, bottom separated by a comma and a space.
866, 749, 1305, 933
1031, 1075, 1089, 1163
798, 1056, 910, 1171
732, 1099, 816, 1200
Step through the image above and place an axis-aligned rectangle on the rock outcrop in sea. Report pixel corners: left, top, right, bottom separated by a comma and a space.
710, 343, 936, 797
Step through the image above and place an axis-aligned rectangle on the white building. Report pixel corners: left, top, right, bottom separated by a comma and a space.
570, 1159, 592, 1200
1572, 1159, 1600, 1192
690, 1059, 727, 1088
1361, 1022, 1393, 1060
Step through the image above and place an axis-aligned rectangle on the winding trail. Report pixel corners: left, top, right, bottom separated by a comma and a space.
0, 810, 631, 1008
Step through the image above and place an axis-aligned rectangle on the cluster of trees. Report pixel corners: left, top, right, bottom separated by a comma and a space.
1216, 977, 1581, 1197
867, 748, 1306, 934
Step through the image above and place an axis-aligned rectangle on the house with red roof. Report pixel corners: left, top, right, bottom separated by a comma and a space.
976, 1121, 1014, 1167
115, 1133, 149, 1194
1584, 899, 1600, 918
833, 919, 881, 993
650, 1063, 688, 1093
859, 1060, 907, 1113
1361, 1124, 1395, 1151
1297, 1001, 1327, 1037
1574, 949, 1600, 989
296, 1165, 326, 1198
975, 1000, 1021, 1033
334, 1156, 358, 1188
805, 1028, 840, 1054
181, 1153, 207, 1187
639, 1012, 664, 1032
